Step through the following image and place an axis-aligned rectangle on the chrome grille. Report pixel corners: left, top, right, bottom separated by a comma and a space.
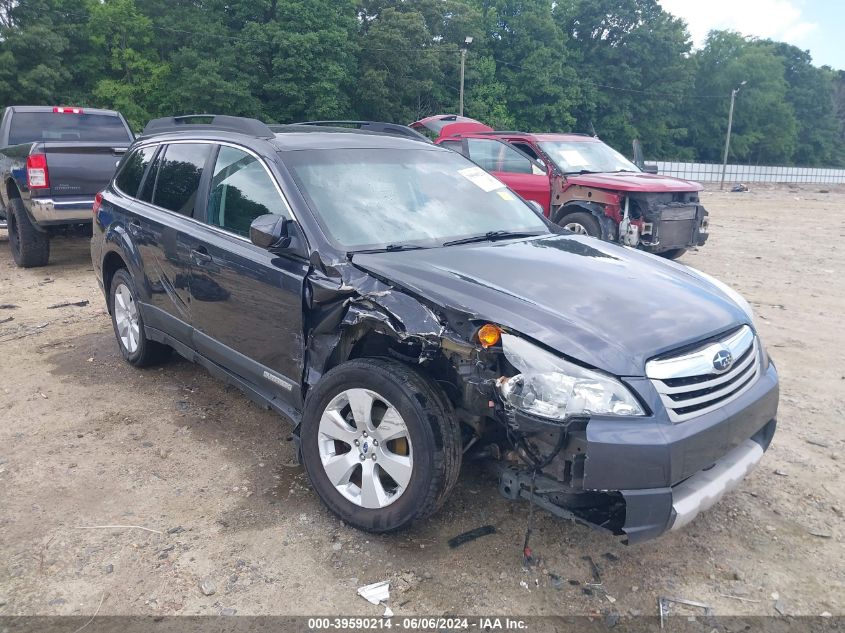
646, 326, 761, 423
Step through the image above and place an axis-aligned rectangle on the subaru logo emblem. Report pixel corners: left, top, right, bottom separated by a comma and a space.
712, 348, 733, 373
361, 441, 369, 454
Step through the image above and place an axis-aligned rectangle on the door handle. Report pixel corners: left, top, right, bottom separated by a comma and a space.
191, 246, 212, 264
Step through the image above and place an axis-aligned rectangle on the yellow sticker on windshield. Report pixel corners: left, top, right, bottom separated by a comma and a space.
497, 190, 515, 201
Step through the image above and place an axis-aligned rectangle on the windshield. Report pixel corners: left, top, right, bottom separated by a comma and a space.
538, 140, 640, 174
284, 148, 548, 250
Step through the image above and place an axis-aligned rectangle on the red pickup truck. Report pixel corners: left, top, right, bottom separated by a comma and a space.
412, 115, 709, 259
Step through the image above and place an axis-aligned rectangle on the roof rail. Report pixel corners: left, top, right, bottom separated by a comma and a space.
288, 120, 431, 143
142, 114, 275, 139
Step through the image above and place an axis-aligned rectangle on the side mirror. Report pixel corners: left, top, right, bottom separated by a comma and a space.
643, 162, 659, 174
526, 200, 544, 215
250, 214, 292, 252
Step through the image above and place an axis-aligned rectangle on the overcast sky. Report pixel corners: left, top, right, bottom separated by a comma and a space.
659, 0, 844, 70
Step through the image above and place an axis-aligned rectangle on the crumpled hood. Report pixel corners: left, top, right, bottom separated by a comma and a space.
565, 172, 703, 193
352, 235, 748, 376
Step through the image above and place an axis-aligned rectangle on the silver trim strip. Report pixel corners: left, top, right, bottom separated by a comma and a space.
657, 351, 758, 410
670, 438, 763, 531
30, 197, 96, 223
646, 325, 754, 380
656, 342, 758, 395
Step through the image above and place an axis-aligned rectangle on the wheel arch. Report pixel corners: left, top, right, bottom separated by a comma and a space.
101, 250, 129, 313
553, 201, 617, 241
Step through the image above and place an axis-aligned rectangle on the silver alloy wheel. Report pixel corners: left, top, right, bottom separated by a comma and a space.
317, 388, 413, 509
564, 221, 589, 235
114, 283, 140, 354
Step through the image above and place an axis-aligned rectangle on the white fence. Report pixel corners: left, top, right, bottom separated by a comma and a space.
654, 161, 845, 184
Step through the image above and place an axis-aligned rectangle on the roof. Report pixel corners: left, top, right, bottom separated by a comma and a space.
270, 130, 447, 152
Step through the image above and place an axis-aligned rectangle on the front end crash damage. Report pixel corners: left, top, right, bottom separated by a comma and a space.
297, 258, 775, 545
300, 257, 500, 438
625, 191, 709, 253
299, 264, 664, 543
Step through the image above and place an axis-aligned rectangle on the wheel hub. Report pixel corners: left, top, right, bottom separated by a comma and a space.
317, 388, 413, 509
114, 283, 140, 354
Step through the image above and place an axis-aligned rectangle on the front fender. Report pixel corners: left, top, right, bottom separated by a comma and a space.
555, 201, 617, 241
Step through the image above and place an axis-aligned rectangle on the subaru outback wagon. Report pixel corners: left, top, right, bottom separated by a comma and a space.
91, 115, 778, 543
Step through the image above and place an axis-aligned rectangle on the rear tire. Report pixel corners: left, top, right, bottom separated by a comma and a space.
7, 198, 49, 268
109, 268, 171, 367
558, 210, 601, 238
659, 248, 687, 260
301, 358, 462, 532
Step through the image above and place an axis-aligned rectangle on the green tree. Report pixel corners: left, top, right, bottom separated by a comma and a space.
687, 31, 797, 164
482, 0, 581, 131
768, 42, 843, 166
556, 0, 694, 158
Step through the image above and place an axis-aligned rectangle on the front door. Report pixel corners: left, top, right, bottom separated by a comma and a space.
440, 137, 552, 215
187, 144, 307, 407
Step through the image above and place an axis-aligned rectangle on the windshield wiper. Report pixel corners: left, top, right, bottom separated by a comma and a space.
564, 169, 600, 175
442, 230, 542, 247
347, 244, 426, 256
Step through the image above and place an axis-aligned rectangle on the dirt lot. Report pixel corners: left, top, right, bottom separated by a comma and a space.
1, 184, 843, 620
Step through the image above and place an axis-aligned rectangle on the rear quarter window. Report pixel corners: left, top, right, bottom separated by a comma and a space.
7, 112, 132, 144
115, 146, 156, 197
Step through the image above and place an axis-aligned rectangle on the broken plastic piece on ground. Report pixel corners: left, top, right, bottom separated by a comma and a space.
383, 606, 394, 618
447, 524, 496, 548
47, 299, 89, 309
658, 596, 714, 629
357, 580, 390, 605
583, 555, 602, 585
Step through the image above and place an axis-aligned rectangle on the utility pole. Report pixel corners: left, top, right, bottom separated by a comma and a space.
459, 36, 473, 116
720, 80, 747, 190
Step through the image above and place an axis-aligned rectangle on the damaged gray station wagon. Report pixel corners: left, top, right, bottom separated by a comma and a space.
91, 115, 779, 543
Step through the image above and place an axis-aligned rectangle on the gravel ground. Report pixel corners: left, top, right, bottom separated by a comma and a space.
0, 183, 843, 620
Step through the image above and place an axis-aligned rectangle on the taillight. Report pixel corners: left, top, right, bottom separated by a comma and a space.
53, 106, 84, 114
93, 191, 104, 216
26, 154, 49, 189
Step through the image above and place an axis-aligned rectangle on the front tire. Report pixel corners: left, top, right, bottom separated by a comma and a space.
301, 358, 462, 532
109, 268, 170, 367
7, 198, 49, 268
659, 248, 687, 260
558, 210, 601, 238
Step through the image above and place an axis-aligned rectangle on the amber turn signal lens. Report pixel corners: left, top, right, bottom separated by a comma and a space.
477, 324, 502, 348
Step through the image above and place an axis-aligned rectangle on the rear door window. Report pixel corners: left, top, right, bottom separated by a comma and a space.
206, 146, 289, 237
151, 143, 212, 216
438, 140, 466, 157
467, 138, 533, 174
115, 146, 156, 197
8, 112, 132, 144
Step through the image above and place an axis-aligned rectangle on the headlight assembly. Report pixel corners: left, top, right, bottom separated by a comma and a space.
497, 333, 645, 420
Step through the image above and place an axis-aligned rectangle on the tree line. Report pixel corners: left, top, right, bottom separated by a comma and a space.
1, 0, 843, 166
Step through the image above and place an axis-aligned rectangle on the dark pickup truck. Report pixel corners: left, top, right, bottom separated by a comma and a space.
0, 105, 134, 267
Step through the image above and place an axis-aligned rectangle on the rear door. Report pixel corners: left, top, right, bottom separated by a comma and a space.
188, 143, 307, 407
462, 138, 552, 215
129, 142, 214, 345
